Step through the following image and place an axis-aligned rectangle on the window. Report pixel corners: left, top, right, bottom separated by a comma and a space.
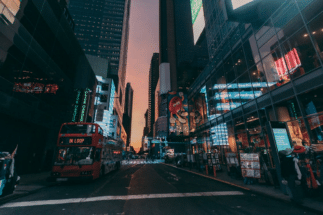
102, 83, 109, 91
98, 127, 103, 135
100, 95, 108, 102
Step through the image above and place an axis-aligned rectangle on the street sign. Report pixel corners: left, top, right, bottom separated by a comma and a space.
151, 140, 161, 144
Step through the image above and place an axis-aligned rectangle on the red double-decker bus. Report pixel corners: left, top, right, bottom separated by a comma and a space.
50, 122, 122, 182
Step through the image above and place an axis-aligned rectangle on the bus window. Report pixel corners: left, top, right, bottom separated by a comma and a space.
98, 127, 103, 135
61, 124, 96, 134
95, 149, 101, 162
54, 147, 94, 165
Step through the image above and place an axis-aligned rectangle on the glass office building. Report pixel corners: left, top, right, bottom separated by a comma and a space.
0, 0, 96, 173
189, 0, 323, 167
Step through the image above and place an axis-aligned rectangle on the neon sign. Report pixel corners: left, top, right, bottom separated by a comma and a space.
213, 82, 276, 90
13, 83, 59, 94
214, 91, 262, 100
72, 90, 81, 122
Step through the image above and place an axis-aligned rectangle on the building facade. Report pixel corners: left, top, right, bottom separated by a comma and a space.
189, 0, 323, 165
68, 0, 131, 143
158, 0, 209, 147
0, 0, 96, 173
159, 0, 208, 92
123, 83, 134, 146
148, 53, 159, 136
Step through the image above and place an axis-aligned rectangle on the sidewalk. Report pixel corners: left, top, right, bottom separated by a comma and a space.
164, 163, 323, 213
0, 171, 57, 204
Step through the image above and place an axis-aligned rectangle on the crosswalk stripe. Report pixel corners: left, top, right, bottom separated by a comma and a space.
0, 191, 244, 208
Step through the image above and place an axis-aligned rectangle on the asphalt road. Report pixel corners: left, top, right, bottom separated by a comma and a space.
0, 163, 319, 215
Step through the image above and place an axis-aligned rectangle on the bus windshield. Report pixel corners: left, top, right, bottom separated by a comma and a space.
60, 124, 96, 134
54, 147, 94, 166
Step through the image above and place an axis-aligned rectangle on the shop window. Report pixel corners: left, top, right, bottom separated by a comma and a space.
258, 109, 268, 127
235, 132, 249, 151
275, 98, 301, 122
299, 88, 323, 116
226, 121, 237, 152
286, 118, 310, 146
307, 12, 323, 64
306, 114, 323, 144
280, 28, 320, 80
245, 112, 261, 132
234, 116, 245, 133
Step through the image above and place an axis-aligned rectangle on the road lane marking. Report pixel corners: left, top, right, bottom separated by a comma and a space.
0, 191, 244, 208
162, 163, 250, 191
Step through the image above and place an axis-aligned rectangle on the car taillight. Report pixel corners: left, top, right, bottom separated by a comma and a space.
80, 171, 92, 175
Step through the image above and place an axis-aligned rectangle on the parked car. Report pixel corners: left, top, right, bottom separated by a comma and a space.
0, 152, 20, 196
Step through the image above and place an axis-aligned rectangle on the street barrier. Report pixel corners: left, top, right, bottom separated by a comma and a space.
213, 166, 216, 177
121, 159, 165, 165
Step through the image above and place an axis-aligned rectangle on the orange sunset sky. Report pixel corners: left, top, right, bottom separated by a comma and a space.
125, 0, 159, 151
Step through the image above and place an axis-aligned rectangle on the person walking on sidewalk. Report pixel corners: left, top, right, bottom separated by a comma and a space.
279, 149, 303, 204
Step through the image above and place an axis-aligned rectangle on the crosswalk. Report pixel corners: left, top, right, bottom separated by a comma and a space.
121, 159, 165, 165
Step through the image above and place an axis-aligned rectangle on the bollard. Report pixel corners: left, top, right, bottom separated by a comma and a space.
205, 165, 208, 175
213, 166, 216, 177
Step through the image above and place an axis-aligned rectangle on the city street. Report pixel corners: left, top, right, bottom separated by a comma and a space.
0, 164, 318, 215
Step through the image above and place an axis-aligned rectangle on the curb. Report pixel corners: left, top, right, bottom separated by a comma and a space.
163, 163, 323, 214
0, 182, 58, 206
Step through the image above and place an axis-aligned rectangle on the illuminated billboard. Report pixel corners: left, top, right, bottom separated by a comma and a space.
190, 0, 205, 44
231, 0, 255, 10
168, 92, 189, 137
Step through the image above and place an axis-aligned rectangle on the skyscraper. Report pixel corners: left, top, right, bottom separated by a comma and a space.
0, 0, 96, 173
159, 0, 208, 92
148, 53, 159, 136
68, 0, 131, 144
123, 83, 134, 146
68, 0, 130, 88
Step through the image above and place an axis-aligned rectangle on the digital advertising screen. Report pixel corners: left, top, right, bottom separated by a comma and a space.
190, 0, 205, 44
272, 128, 292, 152
231, 0, 255, 10
168, 92, 189, 137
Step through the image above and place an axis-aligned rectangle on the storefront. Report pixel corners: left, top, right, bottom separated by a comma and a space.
188, 0, 323, 193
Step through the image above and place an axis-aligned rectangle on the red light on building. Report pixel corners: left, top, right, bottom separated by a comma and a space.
274, 48, 301, 77
13, 82, 59, 94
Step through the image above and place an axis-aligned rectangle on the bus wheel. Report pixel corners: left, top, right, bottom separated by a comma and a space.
100, 166, 105, 176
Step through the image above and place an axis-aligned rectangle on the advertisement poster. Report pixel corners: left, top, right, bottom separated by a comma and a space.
168, 92, 189, 137
273, 128, 292, 152
240, 153, 261, 178
231, 0, 254, 10
190, 0, 205, 44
